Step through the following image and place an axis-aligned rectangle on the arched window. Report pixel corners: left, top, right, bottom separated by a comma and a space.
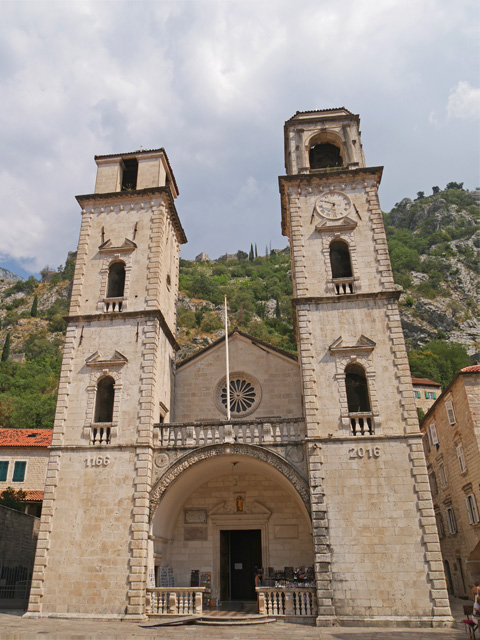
107, 262, 125, 298
330, 241, 353, 279
345, 364, 371, 413
309, 143, 343, 170
345, 363, 373, 435
94, 376, 115, 423
330, 241, 354, 294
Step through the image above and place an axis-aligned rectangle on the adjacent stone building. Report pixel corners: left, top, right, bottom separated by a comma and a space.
0, 428, 52, 517
412, 377, 442, 415
26, 109, 452, 627
420, 365, 480, 597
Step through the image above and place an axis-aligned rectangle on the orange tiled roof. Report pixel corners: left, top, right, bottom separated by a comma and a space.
411, 377, 441, 387
0, 428, 52, 447
461, 365, 480, 373
24, 491, 44, 501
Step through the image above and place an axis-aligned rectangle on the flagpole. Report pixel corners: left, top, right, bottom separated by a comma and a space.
224, 295, 231, 421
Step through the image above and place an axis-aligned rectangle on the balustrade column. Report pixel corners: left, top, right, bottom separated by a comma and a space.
194, 590, 203, 614
257, 590, 266, 614
285, 591, 294, 615
224, 423, 234, 443
168, 591, 177, 614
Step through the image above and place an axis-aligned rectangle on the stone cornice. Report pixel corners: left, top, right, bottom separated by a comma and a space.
75, 187, 187, 245
292, 290, 401, 305
279, 166, 383, 185
305, 433, 423, 443
65, 309, 179, 351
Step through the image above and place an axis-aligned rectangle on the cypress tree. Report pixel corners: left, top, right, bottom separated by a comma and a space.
249, 244, 254, 261
255, 244, 258, 258
1, 332, 11, 362
31, 294, 38, 317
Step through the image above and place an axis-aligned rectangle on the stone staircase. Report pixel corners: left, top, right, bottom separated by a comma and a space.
196, 611, 276, 626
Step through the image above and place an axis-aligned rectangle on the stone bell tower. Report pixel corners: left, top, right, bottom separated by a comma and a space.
27, 149, 186, 619
279, 109, 452, 627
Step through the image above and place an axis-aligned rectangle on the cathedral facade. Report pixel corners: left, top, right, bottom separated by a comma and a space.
26, 109, 453, 627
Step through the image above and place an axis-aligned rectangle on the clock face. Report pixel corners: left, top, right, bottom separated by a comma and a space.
315, 191, 351, 220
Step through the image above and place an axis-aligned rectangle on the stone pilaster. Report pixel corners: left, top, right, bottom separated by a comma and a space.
365, 187, 395, 289
307, 445, 336, 626
407, 437, 452, 625
385, 302, 420, 435
145, 203, 166, 310
25, 450, 62, 615
69, 211, 93, 314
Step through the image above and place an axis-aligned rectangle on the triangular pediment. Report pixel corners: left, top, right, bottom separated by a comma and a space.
86, 350, 128, 366
98, 238, 137, 252
329, 335, 376, 353
315, 215, 357, 233
177, 329, 298, 370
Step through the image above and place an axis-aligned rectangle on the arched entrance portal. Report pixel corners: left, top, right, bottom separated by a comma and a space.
150, 445, 313, 606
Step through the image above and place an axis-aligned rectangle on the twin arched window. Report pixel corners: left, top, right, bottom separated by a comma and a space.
94, 376, 115, 423
107, 262, 125, 298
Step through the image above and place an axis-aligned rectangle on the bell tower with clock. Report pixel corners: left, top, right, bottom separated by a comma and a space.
279, 109, 451, 627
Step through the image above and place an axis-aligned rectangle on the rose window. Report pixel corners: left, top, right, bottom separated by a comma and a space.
215, 373, 261, 417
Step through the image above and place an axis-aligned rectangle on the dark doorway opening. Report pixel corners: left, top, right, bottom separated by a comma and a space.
220, 529, 261, 602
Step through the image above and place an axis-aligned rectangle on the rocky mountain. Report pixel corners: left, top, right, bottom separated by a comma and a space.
0, 267, 23, 282
384, 186, 479, 357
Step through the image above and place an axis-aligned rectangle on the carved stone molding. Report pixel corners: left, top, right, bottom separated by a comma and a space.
149, 443, 311, 520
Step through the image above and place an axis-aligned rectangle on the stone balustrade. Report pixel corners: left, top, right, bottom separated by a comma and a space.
349, 412, 374, 435
256, 587, 317, 618
146, 587, 205, 616
155, 418, 306, 448
103, 297, 124, 312
332, 277, 355, 295
91, 425, 111, 445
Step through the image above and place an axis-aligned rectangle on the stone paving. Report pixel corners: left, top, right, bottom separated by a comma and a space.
0, 597, 471, 640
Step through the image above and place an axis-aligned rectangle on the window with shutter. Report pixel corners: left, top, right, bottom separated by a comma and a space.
436, 513, 445, 538
465, 494, 480, 525
445, 507, 457, 534
456, 444, 467, 473
445, 400, 456, 425
0, 461, 8, 482
12, 461, 26, 482
428, 423, 439, 446
439, 463, 447, 487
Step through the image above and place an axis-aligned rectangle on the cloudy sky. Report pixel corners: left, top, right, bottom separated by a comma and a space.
1, 0, 478, 277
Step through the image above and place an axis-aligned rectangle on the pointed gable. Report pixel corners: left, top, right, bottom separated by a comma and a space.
174, 331, 302, 423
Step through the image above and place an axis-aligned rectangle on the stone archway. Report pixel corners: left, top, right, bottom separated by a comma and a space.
148, 444, 313, 600
150, 442, 311, 519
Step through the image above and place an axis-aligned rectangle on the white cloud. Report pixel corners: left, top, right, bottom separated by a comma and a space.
0, 0, 478, 273
447, 81, 480, 120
